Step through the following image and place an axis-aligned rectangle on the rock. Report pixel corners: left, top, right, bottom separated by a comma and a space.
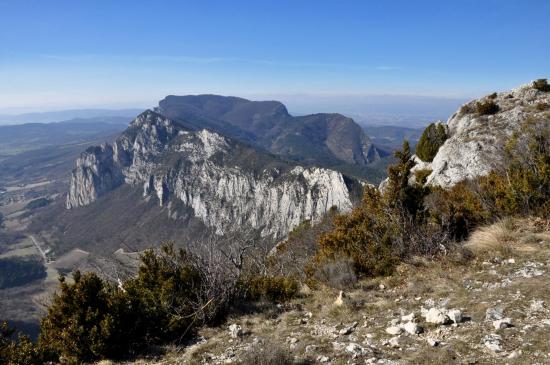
424, 82, 550, 188
379, 284, 386, 290
493, 318, 513, 330
505, 258, 516, 264
388, 336, 402, 348
228, 324, 242, 338
425, 308, 450, 325
485, 307, 504, 321
385, 326, 403, 335
427, 338, 440, 347
339, 322, 358, 335
287, 337, 298, 344
401, 312, 416, 322
446, 309, 463, 324
530, 300, 545, 312
402, 321, 423, 335
507, 350, 522, 359
317, 355, 330, 363
345, 343, 365, 358
483, 334, 502, 353
305, 345, 317, 353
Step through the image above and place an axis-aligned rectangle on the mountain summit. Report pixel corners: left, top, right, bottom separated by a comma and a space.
156, 95, 380, 168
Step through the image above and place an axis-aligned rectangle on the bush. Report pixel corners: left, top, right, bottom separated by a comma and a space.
312, 258, 357, 289
488, 92, 498, 99
414, 168, 432, 185
533, 78, 550, 92
476, 100, 500, 115
240, 343, 294, 365
0, 322, 43, 365
476, 118, 550, 217
38, 271, 136, 363
245, 276, 299, 302
416, 123, 447, 162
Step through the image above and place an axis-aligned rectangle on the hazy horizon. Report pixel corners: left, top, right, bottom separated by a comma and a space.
1, 0, 548, 114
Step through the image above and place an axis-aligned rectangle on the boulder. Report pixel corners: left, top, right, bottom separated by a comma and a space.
425, 308, 450, 325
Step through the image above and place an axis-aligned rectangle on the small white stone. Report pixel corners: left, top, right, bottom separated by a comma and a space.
446, 309, 463, 324
493, 318, 513, 330
402, 321, 423, 335
228, 324, 242, 338
401, 312, 416, 322
426, 308, 450, 325
385, 326, 403, 335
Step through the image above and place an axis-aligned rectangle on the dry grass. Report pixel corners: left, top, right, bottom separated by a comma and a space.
464, 218, 518, 257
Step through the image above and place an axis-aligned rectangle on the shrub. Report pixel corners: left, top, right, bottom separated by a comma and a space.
0, 322, 43, 365
38, 271, 136, 363
245, 276, 299, 302
488, 92, 498, 99
536, 103, 549, 111
240, 343, 294, 365
312, 258, 357, 289
416, 122, 447, 162
476, 100, 500, 115
425, 182, 489, 240
476, 118, 550, 217
533, 78, 550, 92
414, 168, 432, 185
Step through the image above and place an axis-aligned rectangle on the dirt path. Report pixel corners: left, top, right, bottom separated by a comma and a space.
28, 234, 48, 263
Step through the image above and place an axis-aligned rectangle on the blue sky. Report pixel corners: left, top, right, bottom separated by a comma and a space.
1, 0, 549, 114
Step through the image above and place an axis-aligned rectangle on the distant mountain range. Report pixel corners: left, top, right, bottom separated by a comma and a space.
0, 109, 142, 125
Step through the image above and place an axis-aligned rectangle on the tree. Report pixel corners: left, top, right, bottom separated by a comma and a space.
416, 122, 447, 162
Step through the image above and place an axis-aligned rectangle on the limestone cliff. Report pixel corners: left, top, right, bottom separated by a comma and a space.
66, 110, 358, 238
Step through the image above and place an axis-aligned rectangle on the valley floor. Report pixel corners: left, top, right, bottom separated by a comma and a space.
98, 218, 550, 365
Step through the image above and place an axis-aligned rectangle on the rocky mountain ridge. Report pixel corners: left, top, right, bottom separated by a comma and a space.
66, 110, 360, 239
423, 82, 550, 187
156, 94, 381, 168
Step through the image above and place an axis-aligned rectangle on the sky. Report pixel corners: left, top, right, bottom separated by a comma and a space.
1, 0, 549, 116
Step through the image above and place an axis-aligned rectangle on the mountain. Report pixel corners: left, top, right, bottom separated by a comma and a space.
65, 110, 362, 243
414, 82, 550, 187
155, 95, 381, 169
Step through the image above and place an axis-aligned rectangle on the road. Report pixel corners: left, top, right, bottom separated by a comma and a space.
29, 235, 48, 263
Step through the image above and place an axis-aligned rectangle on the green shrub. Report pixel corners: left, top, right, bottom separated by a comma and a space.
476, 100, 500, 115
477, 118, 550, 217
488, 92, 498, 99
38, 271, 136, 363
416, 123, 447, 162
245, 276, 299, 302
533, 78, 550, 92
414, 168, 432, 185
0, 322, 43, 365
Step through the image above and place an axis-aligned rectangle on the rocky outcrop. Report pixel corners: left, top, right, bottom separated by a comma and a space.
66, 110, 356, 238
422, 81, 550, 187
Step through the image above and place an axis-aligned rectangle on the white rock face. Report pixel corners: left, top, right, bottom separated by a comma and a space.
66, 110, 355, 239
424, 82, 550, 188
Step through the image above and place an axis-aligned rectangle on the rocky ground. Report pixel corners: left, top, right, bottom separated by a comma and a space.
100, 218, 550, 365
